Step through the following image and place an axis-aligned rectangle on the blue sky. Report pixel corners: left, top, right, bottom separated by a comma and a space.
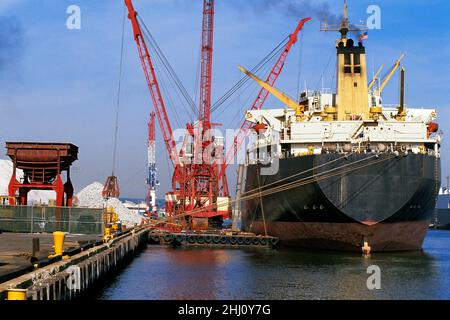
0, 0, 449, 198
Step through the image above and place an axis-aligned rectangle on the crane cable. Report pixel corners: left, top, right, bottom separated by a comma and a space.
244, 154, 380, 199
111, 7, 127, 176
217, 53, 279, 130
212, 38, 289, 132
163, 153, 392, 221
169, 154, 392, 220
138, 16, 197, 119
210, 36, 289, 115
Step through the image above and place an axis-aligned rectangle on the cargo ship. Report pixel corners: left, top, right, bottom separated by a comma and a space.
240, 2, 441, 252
432, 192, 450, 230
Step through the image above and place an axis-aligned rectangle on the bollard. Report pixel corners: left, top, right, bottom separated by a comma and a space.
103, 227, 112, 242
32, 238, 40, 257
53, 231, 65, 256
7, 289, 27, 300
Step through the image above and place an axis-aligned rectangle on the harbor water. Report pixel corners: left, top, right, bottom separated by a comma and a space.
96, 230, 450, 300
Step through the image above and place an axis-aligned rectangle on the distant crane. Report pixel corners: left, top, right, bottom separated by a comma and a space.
146, 112, 159, 217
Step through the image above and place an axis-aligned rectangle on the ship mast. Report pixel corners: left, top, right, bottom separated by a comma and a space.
339, 0, 350, 39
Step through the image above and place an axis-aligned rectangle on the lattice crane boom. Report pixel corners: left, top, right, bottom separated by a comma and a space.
198, 0, 215, 128
125, 0, 180, 167
146, 112, 158, 214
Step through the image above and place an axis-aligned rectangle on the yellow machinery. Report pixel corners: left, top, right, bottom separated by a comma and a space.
103, 206, 121, 242
0, 196, 18, 205
7, 289, 27, 300
368, 65, 384, 91
238, 66, 305, 121
396, 67, 407, 121
376, 54, 405, 96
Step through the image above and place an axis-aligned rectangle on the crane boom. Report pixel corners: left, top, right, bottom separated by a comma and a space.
198, 0, 215, 128
146, 112, 158, 214
368, 65, 383, 91
377, 53, 405, 95
239, 66, 305, 118
218, 17, 311, 191
124, 0, 180, 166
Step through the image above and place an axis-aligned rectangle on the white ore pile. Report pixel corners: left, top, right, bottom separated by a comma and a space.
75, 182, 142, 227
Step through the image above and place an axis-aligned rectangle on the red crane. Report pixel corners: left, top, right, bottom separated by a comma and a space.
124, 0, 184, 202
125, 0, 222, 224
125, 0, 180, 169
198, 0, 214, 129
125, 0, 310, 229
146, 112, 158, 217
218, 17, 312, 195
180, 0, 229, 224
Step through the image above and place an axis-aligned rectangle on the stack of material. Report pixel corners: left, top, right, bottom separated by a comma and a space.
75, 182, 142, 227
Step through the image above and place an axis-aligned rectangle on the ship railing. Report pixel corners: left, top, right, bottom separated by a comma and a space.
300, 88, 333, 97
276, 145, 438, 159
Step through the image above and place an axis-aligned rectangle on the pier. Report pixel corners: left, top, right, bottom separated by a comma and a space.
0, 228, 148, 300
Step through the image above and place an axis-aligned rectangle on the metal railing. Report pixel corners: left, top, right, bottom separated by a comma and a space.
0, 205, 103, 235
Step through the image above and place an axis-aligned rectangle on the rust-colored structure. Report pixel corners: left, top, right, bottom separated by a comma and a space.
6, 142, 78, 206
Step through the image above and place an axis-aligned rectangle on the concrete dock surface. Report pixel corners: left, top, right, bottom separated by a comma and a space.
0, 232, 101, 284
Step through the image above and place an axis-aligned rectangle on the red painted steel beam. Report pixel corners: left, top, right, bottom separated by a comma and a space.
198, 0, 215, 129
149, 112, 155, 142
124, 0, 180, 168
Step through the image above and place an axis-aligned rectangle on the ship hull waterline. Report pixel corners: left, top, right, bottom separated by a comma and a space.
242, 153, 440, 252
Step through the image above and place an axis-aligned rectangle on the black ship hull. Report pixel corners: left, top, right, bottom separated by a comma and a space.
242, 153, 440, 252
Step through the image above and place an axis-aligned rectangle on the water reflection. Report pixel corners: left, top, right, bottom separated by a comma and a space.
97, 230, 450, 300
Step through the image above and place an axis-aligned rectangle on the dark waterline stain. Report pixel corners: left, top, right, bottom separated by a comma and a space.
95, 230, 450, 300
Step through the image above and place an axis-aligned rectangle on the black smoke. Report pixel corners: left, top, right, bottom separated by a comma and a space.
231, 0, 343, 25
0, 16, 24, 71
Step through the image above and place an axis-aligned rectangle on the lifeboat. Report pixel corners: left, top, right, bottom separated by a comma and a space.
252, 122, 267, 133
427, 122, 439, 137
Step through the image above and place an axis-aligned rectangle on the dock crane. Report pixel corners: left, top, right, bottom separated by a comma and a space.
124, 0, 184, 214
125, 0, 310, 229
183, 0, 229, 223
146, 112, 158, 217
125, 0, 227, 227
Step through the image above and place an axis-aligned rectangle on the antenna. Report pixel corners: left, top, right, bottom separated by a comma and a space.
320, 0, 368, 38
